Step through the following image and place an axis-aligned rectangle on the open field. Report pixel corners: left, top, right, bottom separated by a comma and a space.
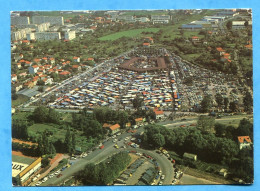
99, 28, 160, 41
12, 94, 29, 107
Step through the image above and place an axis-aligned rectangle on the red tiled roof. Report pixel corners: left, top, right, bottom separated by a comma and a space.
34, 58, 41, 62
110, 124, 120, 131
59, 71, 71, 75
245, 44, 252, 49
238, 136, 252, 143
216, 47, 225, 52
135, 118, 143, 122
154, 110, 164, 115
32, 65, 38, 68
192, 36, 199, 39
103, 123, 112, 128
73, 57, 79, 59
88, 57, 94, 61
143, 43, 150, 46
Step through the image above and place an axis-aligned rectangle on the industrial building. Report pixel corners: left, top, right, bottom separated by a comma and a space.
32, 16, 64, 25
12, 154, 41, 186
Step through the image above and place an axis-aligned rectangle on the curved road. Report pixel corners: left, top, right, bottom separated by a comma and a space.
39, 128, 174, 186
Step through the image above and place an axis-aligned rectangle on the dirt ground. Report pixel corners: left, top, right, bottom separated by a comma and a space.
179, 167, 235, 185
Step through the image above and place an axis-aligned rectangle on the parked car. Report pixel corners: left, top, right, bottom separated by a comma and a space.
56, 174, 63, 178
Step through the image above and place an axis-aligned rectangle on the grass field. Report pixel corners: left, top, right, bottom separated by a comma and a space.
99, 28, 160, 41
28, 122, 95, 151
12, 94, 29, 108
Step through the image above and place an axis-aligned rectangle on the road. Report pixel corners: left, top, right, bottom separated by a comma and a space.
38, 126, 174, 186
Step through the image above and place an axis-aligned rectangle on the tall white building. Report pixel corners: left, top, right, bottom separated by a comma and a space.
11, 28, 32, 41
34, 32, 61, 40
151, 15, 171, 24
32, 16, 64, 25
36, 22, 50, 32
65, 31, 76, 40
11, 16, 30, 25
26, 33, 35, 41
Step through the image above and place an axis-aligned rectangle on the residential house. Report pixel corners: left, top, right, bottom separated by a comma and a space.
13, 83, 23, 92
223, 53, 231, 59
73, 57, 80, 62
16, 63, 21, 69
42, 57, 48, 63
33, 58, 41, 64
191, 36, 200, 44
11, 74, 17, 82
245, 44, 252, 50
43, 77, 53, 85
49, 57, 55, 64
135, 118, 143, 125
144, 37, 154, 43
24, 81, 34, 88
143, 42, 150, 48
22, 40, 30, 45
29, 65, 39, 74
72, 65, 82, 71
25, 61, 32, 67
238, 136, 252, 150
87, 57, 94, 61
109, 124, 120, 135
154, 108, 164, 119
59, 71, 71, 76
216, 47, 225, 56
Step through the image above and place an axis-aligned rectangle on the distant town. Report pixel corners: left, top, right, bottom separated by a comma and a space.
11, 9, 253, 187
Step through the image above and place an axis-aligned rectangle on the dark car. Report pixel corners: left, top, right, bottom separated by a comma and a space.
57, 174, 63, 178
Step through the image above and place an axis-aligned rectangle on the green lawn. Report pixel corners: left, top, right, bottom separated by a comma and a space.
28, 122, 96, 152
99, 28, 160, 41
182, 53, 201, 62
215, 115, 253, 128
12, 111, 31, 121
12, 94, 29, 108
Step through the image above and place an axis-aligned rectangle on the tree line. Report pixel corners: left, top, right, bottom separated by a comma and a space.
76, 152, 131, 185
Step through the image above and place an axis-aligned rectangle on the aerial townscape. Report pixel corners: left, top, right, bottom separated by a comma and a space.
11, 9, 253, 187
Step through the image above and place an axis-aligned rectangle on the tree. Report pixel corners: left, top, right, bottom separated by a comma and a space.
32, 106, 48, 123
132, 95, 144, 110
200, 95, 212, 113
217, 138, 239, 164
180, 29, 184, 36
224, 97, 229, 110
37, 80, 45, 86
38, 86, 44, 92
64, 127, 73, 154
48, 108, 61, 124
215, 93, 223, 108
229, 101, 238, 112
214, 123, 226, 137
152, 133, 165, 148
12, 119, 29, 140
235, 118, 253, 140
197, 115, 215, 133
243, 91, 253, 113
226, 21, 232, 30
41, 157, 50, 168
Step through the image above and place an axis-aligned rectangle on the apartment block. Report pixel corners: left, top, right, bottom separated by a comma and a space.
32, 16, 64, 25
